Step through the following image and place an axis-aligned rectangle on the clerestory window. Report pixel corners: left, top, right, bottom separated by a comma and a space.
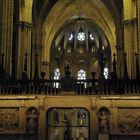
54, 68, 60, 88
68, 33, 73, 41
103, 67, 109, 79
77, 69, 87, 88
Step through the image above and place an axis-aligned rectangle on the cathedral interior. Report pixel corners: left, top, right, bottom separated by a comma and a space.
0, 0, 140, 140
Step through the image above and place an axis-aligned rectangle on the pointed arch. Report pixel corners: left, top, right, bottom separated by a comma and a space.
41, 0, 117, 65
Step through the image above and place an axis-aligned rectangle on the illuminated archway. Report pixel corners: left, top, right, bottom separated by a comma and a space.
42, 0, 117, 67
50, 19, 111, 78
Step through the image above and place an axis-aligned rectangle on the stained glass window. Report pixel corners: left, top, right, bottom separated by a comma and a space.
77, 69, 86, 80
54, 68, 60, 88
68, 33, 73, 41
77, 32, 85, 41
90, 33, 94, 40
103, 67, 109, 79
77, 69, 87, 88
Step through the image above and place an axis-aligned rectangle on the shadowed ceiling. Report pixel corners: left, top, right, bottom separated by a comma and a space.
33, 0, 123, 25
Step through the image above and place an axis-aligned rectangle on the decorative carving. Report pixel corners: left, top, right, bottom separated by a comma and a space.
18, 21, 33, 29
26, 107, 39, 133
0, 108, 19, 132
98, 107, 110, 133
118, 109, 140, 133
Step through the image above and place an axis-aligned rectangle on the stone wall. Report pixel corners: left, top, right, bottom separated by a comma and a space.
0, 95, 140, 140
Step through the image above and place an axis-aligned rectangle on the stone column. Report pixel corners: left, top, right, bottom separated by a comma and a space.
116, 46, 124, 79
38, 99, 46, 140
91, 109, 98, 140
137, 0, 140, 66
124, 18, 137, 78
90, 97, 98, 140
74, 31, 78, 52
17, 21, 32, 79
132, 19, 138, 78
19, 100, 26, 132
110, 100, 118, 133
16, 0, 33, 79
116, 23, 124, 79
0, 0, 14, 77
0, 0, 5, 55
85, 29, 89, 52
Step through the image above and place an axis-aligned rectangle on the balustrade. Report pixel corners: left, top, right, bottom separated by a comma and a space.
0, 78, 139, 95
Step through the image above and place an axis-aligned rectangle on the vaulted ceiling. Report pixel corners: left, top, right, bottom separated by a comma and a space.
31, 0, 124, 63
33, 0, 123, 25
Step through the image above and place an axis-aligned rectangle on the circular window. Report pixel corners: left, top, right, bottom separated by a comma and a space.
77, 32, 85, 41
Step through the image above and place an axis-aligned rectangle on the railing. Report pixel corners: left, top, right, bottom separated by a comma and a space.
0, 78, 139, 95
0, 133, 38, 140
110, 134, 140, 140
0, 79, 61, 95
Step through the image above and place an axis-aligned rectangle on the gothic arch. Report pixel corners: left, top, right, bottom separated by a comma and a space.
41, 0, 117, 65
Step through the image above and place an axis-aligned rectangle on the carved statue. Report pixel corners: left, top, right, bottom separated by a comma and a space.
26, 108, 39, 133
98, 109, 109, 133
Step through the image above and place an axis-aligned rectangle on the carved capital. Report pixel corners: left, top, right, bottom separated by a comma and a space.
42, 61, 50, 66
39, 98, 45, 110
123, 18, 137, 26
17, 21, 33, 29
20, 100, 25, 107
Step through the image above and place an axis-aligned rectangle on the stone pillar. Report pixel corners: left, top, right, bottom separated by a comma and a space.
110, 100, 118, 133
116, 22, 124, 79
132, 19, 138, 78
74, 31, 78, 52
17, 21, 32, 79
91, 109, 98, 140
85, 30, 89, 52
16, 0, 33, 79
90, 97, 98, 140
137, 0, 140, 66
124, 18, 137, 78
19, 100, 26, 132
0, 1, 2, 50
38, 100, 46, 140
116, 46, 124, 78
0, 0, 14, 77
